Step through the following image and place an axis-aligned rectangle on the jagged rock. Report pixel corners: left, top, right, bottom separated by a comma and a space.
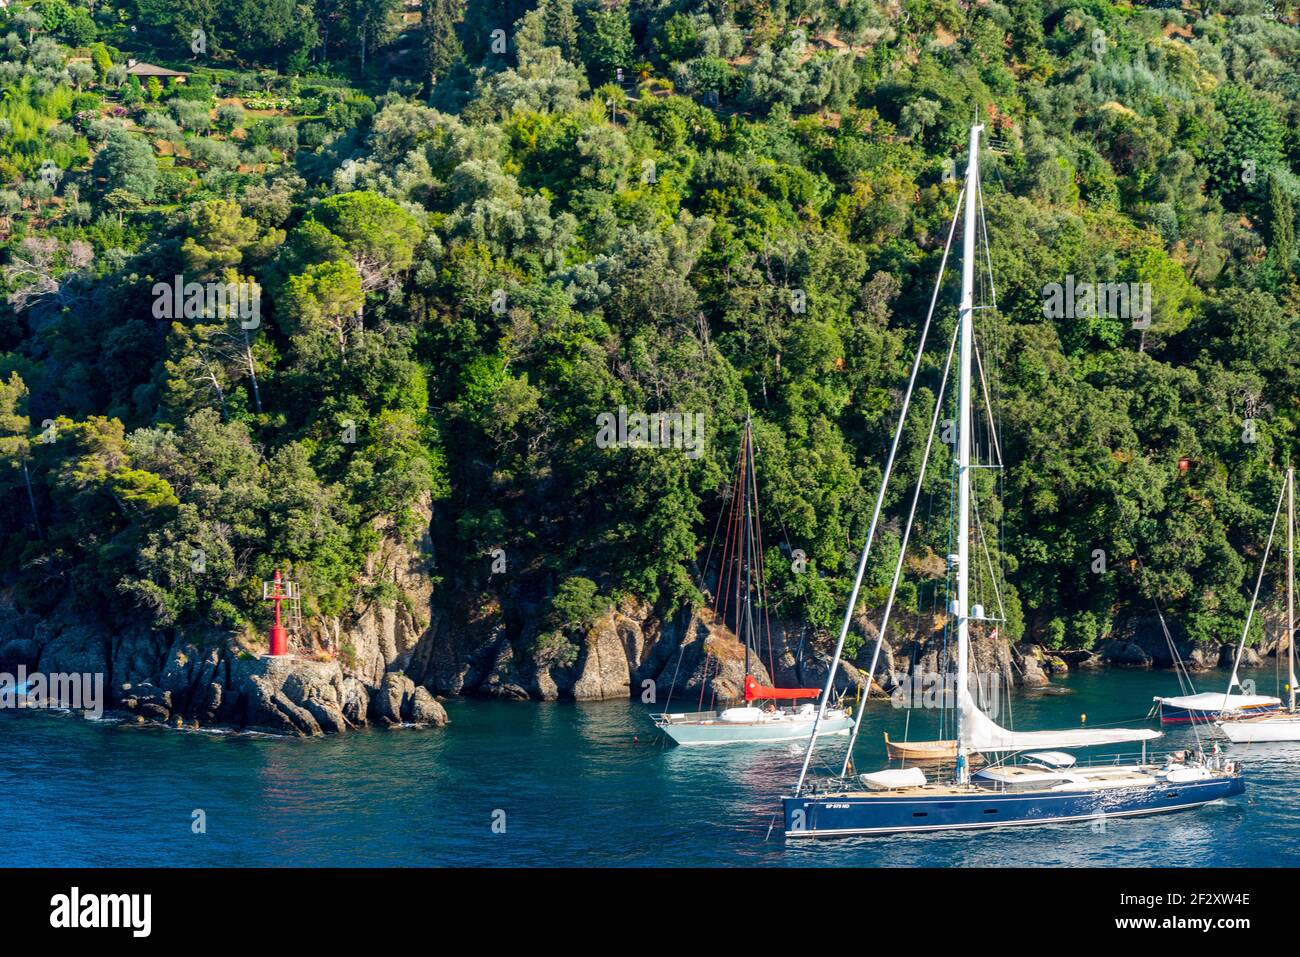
340, 677, 369, 728
239, 678, 300, 735
668, 617, 770, 703
36, 623, 109, 678
118, 682, 172, 723
1097, 640, 1152, 668
0, 609, 39, 668
282, 669, 347, 734
159, 644, 198, 698
408, 686, 449, 726
571, 609, 637, 701
317, 491, 437, 687
479, 638, 530, 700
1019, 654, 1050, 688
270, 691, 323, 736
234, 656, 345, 736
159, 641, 227, 719
110, 627, 170, 693
372, 671, 414, 725
300, 695, 347, 735
1057, 649, 1103, 670
1045, 656, 1068, 675
198, 681, 224, 723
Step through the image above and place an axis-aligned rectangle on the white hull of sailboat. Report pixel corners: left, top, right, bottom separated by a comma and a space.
656, 710, 852, 746
1219, 715, 1300, 743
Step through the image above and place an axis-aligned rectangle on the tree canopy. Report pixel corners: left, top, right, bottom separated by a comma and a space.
0, 0, 1298, 657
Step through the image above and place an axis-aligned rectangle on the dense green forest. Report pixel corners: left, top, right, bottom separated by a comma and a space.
0, 0, 1297, 660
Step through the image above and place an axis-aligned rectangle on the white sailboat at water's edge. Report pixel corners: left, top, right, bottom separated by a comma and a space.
779, 124, 1244, 838
652, 417, 853, 746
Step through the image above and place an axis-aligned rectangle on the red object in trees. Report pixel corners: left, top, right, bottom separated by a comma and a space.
1178, 456, 1191, 472
743, 674, 821, 701
267, 569, 287, 656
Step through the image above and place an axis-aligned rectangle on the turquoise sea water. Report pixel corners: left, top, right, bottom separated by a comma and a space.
3, 666, 1297, 866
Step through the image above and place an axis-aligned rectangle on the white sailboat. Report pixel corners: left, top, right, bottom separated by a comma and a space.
780, 124, 1243, 837
1220, 467, 1300, 743
652, 417, 853, 746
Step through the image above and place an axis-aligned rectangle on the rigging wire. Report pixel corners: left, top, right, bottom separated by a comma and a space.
793, 184, 969, 796
840, 316, 963, 774
1223, 475, 1288, 711
745, 422, 780, 685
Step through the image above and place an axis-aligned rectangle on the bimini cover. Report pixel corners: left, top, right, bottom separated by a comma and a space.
860, 767, 926, 790
1021, 751, 1077, 768
959, 690, 1160, 753
1156, 692, 1280, 712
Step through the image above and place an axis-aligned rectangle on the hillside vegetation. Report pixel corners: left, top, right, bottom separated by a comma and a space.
0, 0, 1298, 658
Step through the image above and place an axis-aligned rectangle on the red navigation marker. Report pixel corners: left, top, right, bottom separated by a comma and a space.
263, 569, 288, 656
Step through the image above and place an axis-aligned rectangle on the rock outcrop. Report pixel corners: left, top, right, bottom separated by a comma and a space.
0, 493, 454, 737
11, 478, 1291, 738
1014, 644, 1051, 688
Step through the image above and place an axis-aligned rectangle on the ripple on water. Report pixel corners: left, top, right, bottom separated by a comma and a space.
3, 669, 1298, 866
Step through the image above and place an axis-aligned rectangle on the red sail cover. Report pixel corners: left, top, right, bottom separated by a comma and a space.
744, 674, 821, 701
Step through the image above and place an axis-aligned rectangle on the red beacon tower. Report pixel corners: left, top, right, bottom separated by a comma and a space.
262, 569, 300, 657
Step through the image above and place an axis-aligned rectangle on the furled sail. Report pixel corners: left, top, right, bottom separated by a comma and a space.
744, 675, 821, 701
959, 690, 1159, 753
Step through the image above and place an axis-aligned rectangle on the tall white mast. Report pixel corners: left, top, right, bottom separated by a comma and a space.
1289, 467, 1295, 713
954, 124, 983, 786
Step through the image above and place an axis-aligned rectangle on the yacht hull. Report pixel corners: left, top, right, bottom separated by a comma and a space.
657, 714, 853, 746
781, 774, 1244, 838
1219, 717, 1300, 743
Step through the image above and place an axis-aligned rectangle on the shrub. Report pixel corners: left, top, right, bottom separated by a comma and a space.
215, 103, 245, 132
533, 631, 581, 667
547, 577, 609, 631
187, 136, 239, 169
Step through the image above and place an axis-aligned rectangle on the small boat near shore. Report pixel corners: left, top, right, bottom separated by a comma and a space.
1155, 471, 1297, 731
1154, 691, 1280, 726
883, 732, 955, 761
883, 734, 988, 767
657, 698, 852, 747
651, 418, 851, 747
1221, 713, 1300, 743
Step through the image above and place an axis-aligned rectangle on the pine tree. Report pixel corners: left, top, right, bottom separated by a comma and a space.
423, 0, 465, 86
544, 0, 580, 62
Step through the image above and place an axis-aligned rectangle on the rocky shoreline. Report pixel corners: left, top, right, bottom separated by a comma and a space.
0, 503, 1285, 736
1, 588, 1283, 737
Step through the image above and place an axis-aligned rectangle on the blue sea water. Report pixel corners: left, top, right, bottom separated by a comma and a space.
2, 667, 1296, 867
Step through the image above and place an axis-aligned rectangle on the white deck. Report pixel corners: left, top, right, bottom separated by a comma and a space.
655, 709, 852, 746
817, 762, 1213, 799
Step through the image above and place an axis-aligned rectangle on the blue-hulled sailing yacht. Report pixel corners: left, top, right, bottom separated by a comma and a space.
780, 125, 1244, 838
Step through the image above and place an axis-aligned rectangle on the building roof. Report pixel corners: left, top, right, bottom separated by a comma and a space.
125, 60, 190, 78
